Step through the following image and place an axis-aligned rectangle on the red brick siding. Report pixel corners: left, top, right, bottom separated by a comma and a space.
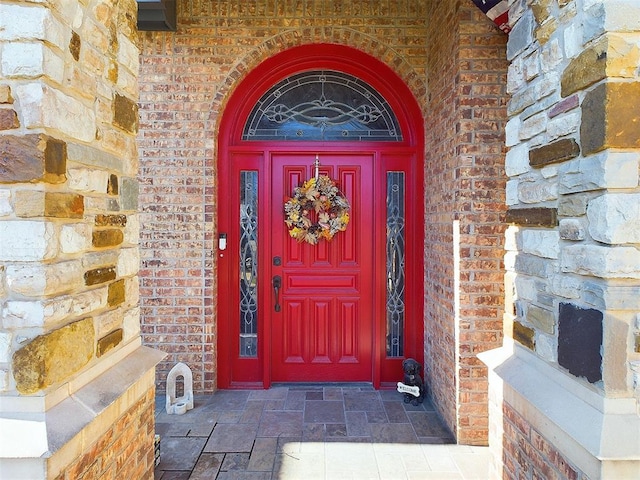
51, 387, 156, 480
502, 401, 588, 480
425, 0, 507, 444
138, 1, 430, 393
138, 1, 507, 447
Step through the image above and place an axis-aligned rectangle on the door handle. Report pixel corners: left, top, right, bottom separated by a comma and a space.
272, 275, 282, 312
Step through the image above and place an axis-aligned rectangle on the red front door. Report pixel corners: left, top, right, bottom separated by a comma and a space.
217, 44, 425, 390
270, 153, 374, 382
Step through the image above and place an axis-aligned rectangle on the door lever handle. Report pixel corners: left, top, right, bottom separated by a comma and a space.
272, 275, 282, 312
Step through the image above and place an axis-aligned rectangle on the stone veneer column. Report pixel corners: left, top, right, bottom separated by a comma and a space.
0, 1, 163, 478
480, 0, 640, 478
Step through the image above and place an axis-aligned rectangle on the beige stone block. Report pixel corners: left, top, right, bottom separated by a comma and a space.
0, 190, 12, 216
122, 307, 140, 341
558, 151, 639, 193
5, 289, 108, 329
602, 314, 630, 394
15, 83, 96, 143
124, 276, 139, 308
519, 229, 560, 259
66, 143, 122, 171
0, 220, 57, 261
81, 251, 119, 271
0, 332, 11, 363
561, 244, 640, 279
0, 369, 9, 392
1, 42, 64, 82
123, 213, 139, 245
517, 178, 558, 204
117, 33, 139, 76
117, 247, 139, 277
68, 167, 110, 193
587, 193, 640, 244
60, 222, 92, 254
7, 260, 84, 296
526, 304, 555, 335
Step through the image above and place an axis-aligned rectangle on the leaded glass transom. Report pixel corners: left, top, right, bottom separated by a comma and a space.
386, 172, 405, 358
239, 171, 258, 357
242, 70, 402, 141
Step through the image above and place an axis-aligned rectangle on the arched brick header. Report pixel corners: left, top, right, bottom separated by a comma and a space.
212, 28, 428, 136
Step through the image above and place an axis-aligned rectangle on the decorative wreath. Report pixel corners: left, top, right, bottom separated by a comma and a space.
284, 175, 350, 244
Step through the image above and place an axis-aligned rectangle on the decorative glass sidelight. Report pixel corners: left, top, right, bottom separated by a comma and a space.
242, 70, 402, 141
386, 172, 405, 357
239, 171, 258, 357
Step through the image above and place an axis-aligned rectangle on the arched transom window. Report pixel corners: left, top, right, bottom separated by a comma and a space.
242, 70, 402, 141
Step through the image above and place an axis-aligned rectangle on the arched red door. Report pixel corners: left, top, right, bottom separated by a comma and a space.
217, 44, 424, 389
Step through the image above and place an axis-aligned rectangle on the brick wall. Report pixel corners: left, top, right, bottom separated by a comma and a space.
138, 0, 431, 393
51, 387, 156, 480
425, 0, 508, 444
502, 401, 587, 480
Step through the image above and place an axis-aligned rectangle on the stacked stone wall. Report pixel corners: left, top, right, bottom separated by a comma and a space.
488, 0, 640, 476
0, 0, 141, 396
138, 0, 431, 393
425, 0, 508, 444
504, 0, 640, 408
0, 0, 161, 478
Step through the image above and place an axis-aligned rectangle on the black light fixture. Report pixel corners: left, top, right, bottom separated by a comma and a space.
137, 0, 176, 31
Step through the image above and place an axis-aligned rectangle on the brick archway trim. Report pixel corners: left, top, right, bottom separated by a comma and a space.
211, 28, 428, 137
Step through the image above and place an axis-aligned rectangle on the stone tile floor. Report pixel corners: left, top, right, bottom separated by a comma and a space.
154, 385, 491, 479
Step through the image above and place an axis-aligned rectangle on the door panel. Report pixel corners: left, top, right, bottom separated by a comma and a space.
271, 153, 374, 382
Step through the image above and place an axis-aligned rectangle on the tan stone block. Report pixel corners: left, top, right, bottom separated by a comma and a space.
12, 318, 94, 394
513, 321, 535, 350
113, 93, 138, 133
562, 36, 640, 98
97, 329, 123, 357
93, 228, 124, 248
535, 17, 557, 45
505, 207, 558, 227
95, 214, 127, 227
45, 192, 84, 218
84, 266, 117, 286
526, 305, 555, 335
561, 37, 607, 97
581, 82, 640, 155
529, 138, 580, 168
0, 85, 12, 104
69, 31, 81, 61
108, 279, 126, 307
15, 191, 82, 219
0, 109, 19, 130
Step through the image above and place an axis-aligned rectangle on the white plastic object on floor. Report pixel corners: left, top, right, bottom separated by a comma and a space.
165, 362, 194, 414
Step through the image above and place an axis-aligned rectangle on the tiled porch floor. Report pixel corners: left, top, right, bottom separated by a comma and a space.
154, 385, 491, 479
